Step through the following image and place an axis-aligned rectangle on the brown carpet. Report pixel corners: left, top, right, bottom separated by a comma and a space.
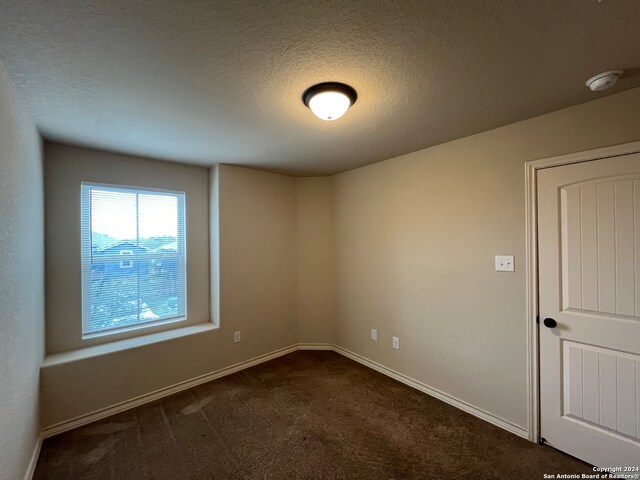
34, 350, 591, 479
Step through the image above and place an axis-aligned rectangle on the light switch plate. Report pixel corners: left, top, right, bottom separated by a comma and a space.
495, 255, 515, 272
392, 336, 400, 350
371, 329, 378, 341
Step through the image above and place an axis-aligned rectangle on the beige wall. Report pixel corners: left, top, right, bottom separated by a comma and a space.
44, 143, 211, 353
41, 162, 297, 427
0, 63, 44, 479
331, 86, 640, 430
217, 164, 298, 361
295, 177, 336, 344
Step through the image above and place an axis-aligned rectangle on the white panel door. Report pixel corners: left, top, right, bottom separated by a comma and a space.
538, 153, 640, 468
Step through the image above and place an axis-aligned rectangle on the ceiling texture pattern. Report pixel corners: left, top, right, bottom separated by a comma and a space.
1, 0, 639, 175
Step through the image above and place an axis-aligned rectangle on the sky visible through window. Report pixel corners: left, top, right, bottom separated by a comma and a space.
91, 189, 178, 242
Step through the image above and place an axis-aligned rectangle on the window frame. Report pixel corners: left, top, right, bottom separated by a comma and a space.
80, 182, 188, 339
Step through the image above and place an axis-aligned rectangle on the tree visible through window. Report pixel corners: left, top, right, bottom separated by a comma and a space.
80, 183, 186, 337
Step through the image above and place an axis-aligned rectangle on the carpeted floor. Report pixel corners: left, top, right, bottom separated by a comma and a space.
34, 350, 592, 479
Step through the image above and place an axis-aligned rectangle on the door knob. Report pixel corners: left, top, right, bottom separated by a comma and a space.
543, 318, 557, 328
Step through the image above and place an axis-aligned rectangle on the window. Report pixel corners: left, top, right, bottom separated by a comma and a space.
119, 250, 133, 268
81, 183, 186, 337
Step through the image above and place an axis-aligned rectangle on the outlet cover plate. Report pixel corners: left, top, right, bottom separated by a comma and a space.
495, 255, 515, 272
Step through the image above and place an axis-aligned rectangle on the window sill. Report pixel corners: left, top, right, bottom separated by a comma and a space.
42, 323, 218, 368
82, 315, 187, 340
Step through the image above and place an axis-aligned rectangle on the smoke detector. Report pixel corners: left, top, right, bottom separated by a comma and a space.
586, 70, 623, 92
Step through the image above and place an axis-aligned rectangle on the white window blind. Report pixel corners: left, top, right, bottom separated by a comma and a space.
80, 183, 187, 337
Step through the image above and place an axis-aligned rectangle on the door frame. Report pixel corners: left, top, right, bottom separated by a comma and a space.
524, 139, 640, 443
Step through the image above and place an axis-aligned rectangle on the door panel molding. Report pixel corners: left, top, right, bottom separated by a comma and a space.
562, 339, 640, 441
525, 140, 640, 443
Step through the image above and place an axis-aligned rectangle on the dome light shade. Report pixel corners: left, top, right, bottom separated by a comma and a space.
302, 82, 357, 121
308, 91, 350, 121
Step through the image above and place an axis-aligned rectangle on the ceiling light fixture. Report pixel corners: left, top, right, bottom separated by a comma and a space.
302, 82, 358, 121
586, 70, 623, 92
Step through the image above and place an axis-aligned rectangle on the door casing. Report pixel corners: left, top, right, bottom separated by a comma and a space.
524, 140, 640, 443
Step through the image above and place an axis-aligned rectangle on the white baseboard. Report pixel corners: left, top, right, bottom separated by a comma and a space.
24, 436, 42, 480
41, 344, 298, 438
39, 341, 528, 444
332, 345, 529, 439
297, 343, 334, 350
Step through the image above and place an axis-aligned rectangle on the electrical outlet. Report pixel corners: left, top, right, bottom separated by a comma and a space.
495, 255, 515, 272
234, 331, 241, 343
392, 336, 400, 350
371, 329, 378, 341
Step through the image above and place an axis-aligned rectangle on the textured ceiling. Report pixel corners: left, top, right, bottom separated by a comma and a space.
1, 0, 639, 176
